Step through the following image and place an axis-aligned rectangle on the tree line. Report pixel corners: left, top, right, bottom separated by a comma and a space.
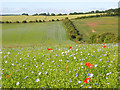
21, 8, 119, 16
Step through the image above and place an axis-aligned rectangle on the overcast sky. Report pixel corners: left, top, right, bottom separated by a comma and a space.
0, 0, 119, 14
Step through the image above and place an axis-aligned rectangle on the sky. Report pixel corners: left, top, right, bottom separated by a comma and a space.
0, 0, 119, 14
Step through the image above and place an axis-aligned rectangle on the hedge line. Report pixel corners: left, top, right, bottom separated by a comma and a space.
0, 19, 61, 24
89, 32, 118, 44
75, 13, 118, 20
63, 18, 83, 43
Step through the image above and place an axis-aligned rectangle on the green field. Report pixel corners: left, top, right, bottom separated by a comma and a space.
1, 16, 119, 88
2, 21, 74, 48
2, 44, 119, 88
1, 13, 105, 22
72, 17, 118, 41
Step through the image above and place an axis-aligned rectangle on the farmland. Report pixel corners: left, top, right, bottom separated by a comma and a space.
2, 21, 74, 48
72, 17, 118, 41
1, 13, 105, 22
1, 16, 119, 88
1, 44, 119, 88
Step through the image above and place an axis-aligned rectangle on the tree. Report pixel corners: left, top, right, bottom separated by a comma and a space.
22, 13, 29, 16
51, 13, 55, 16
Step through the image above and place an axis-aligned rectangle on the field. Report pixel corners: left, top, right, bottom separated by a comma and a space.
1, 16, 119, 88
72, 17, 118, 41
2, 21, 74, 48
1, 13, 105, 22
1, 44, 119, 88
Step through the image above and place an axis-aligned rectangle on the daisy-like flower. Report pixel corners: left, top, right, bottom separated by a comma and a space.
107, 83, 110, 85
80, 63, 83, 65
38, 72, 42, 75
16, 82, 19, 85
94, 64, 97, 67
5, 61, 7, 64
59, 59, 62, 61
36, 79, 40, 82
81, 66, 84, 68
87, 73, 94, 78
74, 57, 76, 59
31, 71, 34, 73
78, 81, 81, 84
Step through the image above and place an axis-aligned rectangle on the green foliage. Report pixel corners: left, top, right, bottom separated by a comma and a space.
63, 18, 83, 42
29, 21, 35, 23
2, 44, 119, 88
36, 20, 39, 23
39, 20, 42, 22
6, 21, 10, 23
22, 13, 29, 16
89, 32, 118, 44
16, 21, 20, 23
52, 19, 55, 21
56, 19, 59, 21
22, 20, 27, 23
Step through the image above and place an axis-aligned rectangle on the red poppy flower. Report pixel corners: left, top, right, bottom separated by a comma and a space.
84, 77, 90, 84
89, 64, 94, 69
69, 47, 72, 49
103, 45, 106, 48
10, 47, 12, 48
85, 62, 91, 67
5, 74, 11, 79
47, 48, 52, 50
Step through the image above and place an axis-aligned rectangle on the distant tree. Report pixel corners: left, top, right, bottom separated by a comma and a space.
22, 13, 29, 16
57, 13, 62, 16
39, 13, 47, 16
33, 13, 38, 16
46, 12, 50, 16
51, 13, 55, 16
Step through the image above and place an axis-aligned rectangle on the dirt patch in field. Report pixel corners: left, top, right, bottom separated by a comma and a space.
88, 22, 98, 28
92, 29, 96, 33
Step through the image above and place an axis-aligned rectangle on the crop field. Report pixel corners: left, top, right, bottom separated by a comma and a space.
1, 13, 105, 22
72, 17, 118, 41
2, 21, 74, 48
1, 43, 119, 88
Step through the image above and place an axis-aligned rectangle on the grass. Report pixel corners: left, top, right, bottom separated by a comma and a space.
1, 13, 105, 22
2, 21, 75, 48
1, 43, 119, 88
72, 16, 118, 41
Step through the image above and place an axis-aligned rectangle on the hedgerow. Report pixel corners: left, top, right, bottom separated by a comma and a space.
63, 18, 83, 43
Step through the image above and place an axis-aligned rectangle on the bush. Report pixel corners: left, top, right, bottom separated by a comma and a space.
39, 20, 42, 22
63, 18, 83, 42
29, 21, 34, 23
16, 21, 20, 23
52, 19, 55, 21
22, 20, 27, 23
36, 20, 38, 23
56, 19, 59, 21
6, 21, 9, 23
89, 32, 118, 44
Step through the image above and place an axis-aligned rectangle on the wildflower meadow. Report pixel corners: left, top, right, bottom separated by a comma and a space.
1, 43, 119, 88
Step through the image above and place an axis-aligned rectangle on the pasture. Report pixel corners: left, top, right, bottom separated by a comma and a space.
72, 17, 118, 41
1, 13, 105, 22
2, 21, 74, 48
1, 44, 119, 88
